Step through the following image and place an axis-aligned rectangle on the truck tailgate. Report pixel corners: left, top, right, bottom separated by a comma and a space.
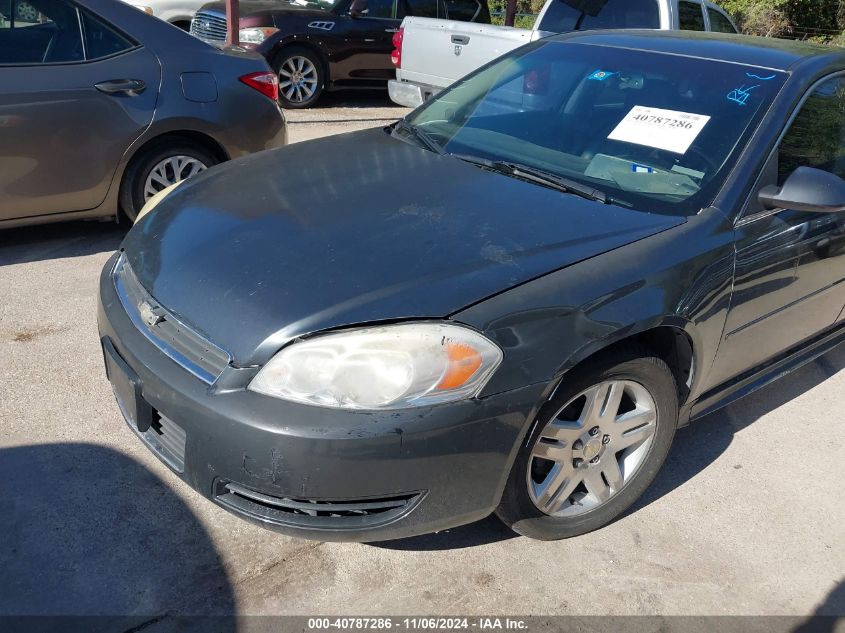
398, 17, 532, 90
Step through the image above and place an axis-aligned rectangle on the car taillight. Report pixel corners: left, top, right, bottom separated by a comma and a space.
239, 71, 279, 102
391, 27, 404, 68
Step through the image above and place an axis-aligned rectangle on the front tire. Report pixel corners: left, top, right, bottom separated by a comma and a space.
496, 348, 678, 540
119, 140, 217, 222
272, 46, 325, 109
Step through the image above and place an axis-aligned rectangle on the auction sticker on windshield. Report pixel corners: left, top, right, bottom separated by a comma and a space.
608, 106, 711, 154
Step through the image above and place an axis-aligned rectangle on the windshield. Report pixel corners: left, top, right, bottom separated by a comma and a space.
405, 41, 786, 216
537, 0, 660, 33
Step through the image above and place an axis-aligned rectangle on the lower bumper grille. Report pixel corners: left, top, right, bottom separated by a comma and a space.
139, 412, 187, 473
214, 480, 423, 531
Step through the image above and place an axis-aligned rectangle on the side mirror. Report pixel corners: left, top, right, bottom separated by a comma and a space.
759, 166, 845, 214
348, 0, 366, 17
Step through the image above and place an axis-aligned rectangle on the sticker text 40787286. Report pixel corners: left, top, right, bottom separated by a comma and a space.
608, 106, 712, 155
631, 113, 697, 129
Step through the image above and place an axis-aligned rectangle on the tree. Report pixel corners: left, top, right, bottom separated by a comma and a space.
719, 0, 843, 40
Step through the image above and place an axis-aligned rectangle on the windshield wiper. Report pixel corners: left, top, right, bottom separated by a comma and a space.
393, 120, 444, 155
452, 154, 609, 204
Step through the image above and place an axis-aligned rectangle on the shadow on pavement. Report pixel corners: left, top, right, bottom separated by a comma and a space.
0, 220, 125, 267
630, 345, 845, 515
793, 579, 845, 632
370, 514, 517, 551
307, 90, 397, 110
0, 443, 235, 622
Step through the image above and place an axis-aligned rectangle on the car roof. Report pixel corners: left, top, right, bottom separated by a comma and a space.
550, 30, 845, 73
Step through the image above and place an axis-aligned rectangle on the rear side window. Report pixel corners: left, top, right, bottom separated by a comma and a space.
0, 0, 132, 64
350, 0, 394, 18
443, 0, 480, 21
0, 0, 83, 64
707, 7, 736, 33
538, 0, 660, 34
678, 1, 705, 30
80, 9, 133, 59
401, 0, 438, 17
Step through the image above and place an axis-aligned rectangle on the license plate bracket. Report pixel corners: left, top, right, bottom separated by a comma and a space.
102, 338, 153, 433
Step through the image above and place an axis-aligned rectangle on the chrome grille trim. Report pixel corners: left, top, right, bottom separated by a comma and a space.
190, 10, 227, 42
113, 253, 231, 384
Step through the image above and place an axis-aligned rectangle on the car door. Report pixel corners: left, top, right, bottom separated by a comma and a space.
0, 0, 160, 221
708, 74, 845, 386
331, 0, 399, 84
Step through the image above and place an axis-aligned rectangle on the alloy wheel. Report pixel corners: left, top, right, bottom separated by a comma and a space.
278, 56, 319, 104
143, 155, 207, 201
527, 380, 658, 517
16, 1, 38, 21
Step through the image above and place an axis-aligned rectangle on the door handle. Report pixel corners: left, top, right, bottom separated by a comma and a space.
451, 34, 470, 44
94, 79, 146, 96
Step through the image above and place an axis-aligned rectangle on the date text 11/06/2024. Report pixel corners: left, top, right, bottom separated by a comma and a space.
307, 618, 529, 630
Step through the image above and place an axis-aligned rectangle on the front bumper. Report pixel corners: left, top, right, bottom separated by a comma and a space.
97, 252, 544, 542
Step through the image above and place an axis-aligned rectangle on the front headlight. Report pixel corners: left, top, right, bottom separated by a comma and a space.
238, 27, 279, 44
248, 323, 503, 410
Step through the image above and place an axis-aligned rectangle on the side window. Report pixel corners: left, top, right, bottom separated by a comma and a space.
0, 0, 84, 64
443, 0, 479, 21
401, 0, 438, 18
778, 77, 845, 185
349, 0, 394, 18
707, 7, 736, 33
537, 0, 659, 33
678, 1, 705, 30
80, 9, 133, 59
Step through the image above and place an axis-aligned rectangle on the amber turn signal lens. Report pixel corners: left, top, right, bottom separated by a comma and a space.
436, 342, 483, 391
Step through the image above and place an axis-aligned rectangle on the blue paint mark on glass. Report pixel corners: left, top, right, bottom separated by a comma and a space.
727, 84, 759, 106
747, 72, 776, 81
587, 70, 617, 81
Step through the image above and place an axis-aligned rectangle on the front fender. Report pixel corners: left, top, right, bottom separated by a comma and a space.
453, 209, 736, 412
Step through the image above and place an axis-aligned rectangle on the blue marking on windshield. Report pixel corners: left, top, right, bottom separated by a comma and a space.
747, 72, 776, 81
727, 84, 759, 106
587, 70, 617, 81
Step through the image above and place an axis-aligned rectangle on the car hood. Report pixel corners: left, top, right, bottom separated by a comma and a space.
123, 128, 685, 366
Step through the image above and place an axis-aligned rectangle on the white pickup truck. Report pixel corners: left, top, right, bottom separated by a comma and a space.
389, 0, 737, 107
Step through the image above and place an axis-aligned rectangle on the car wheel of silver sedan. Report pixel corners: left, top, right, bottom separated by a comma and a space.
496, 347, 678, 540
143, 156, 207, 201
119, 141, 219, 223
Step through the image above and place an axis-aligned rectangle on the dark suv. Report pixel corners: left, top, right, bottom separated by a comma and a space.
190, 0, 490, 108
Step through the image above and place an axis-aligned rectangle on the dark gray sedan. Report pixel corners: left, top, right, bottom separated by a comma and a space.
0, 0, 287, 227
101, 31, 845, 543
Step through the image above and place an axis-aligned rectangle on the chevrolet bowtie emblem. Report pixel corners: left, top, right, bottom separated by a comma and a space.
138, 301, 165, 327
